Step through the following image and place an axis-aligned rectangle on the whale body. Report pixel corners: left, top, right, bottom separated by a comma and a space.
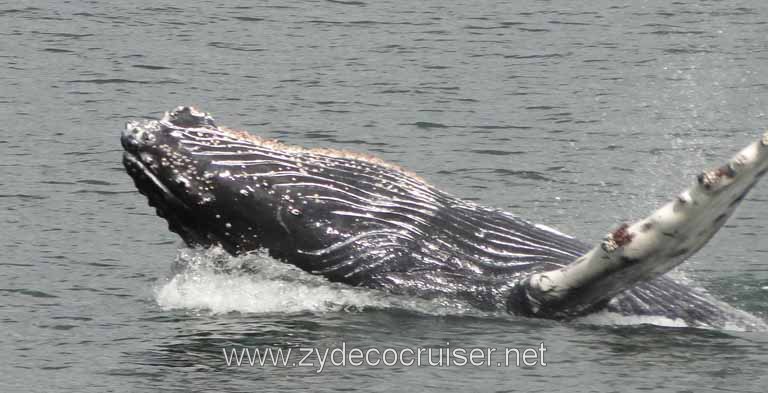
121, 107, 768, 328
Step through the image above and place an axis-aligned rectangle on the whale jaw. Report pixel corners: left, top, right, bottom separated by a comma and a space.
121, 111, 236, 253
123, 152, 226, 250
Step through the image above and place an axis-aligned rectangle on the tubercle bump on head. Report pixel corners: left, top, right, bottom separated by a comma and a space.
160, 106, 428, 184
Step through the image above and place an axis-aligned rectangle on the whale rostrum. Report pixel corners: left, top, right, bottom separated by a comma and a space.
121, 106, 768, 326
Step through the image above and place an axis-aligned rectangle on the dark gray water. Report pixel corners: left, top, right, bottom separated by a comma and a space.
2, 0, 768, 391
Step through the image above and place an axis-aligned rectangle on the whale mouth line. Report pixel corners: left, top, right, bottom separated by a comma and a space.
123, 152, 217, 247
123, 152, 189, 210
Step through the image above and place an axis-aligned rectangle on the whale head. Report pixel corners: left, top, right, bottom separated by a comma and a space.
121, 106, 429, 266
121, 106, 277, 254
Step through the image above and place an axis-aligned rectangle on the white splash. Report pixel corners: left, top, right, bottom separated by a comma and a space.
156, 248, 387, 314
575, 311, 690, 328
154, 248, 766, 332
575, 298, 768, 332
155, 247, 477, 316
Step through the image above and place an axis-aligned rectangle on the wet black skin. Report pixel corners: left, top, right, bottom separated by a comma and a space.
121, 109, 748, 326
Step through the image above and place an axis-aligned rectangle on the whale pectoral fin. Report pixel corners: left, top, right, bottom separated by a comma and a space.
510, 131, 768, 318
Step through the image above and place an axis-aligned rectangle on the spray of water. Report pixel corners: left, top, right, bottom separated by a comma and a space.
154, 247, 766, 331
155, 247, 484, 317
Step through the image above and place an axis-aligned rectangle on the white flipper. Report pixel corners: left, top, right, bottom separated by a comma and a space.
518, 131, 768, 317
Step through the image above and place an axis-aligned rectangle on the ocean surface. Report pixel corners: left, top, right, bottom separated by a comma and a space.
2, 0, 768, 391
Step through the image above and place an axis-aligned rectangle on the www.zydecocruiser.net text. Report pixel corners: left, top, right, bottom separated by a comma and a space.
223, 342, 547, 372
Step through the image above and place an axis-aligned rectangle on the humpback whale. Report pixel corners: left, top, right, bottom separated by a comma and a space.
122, 106, 768, 327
